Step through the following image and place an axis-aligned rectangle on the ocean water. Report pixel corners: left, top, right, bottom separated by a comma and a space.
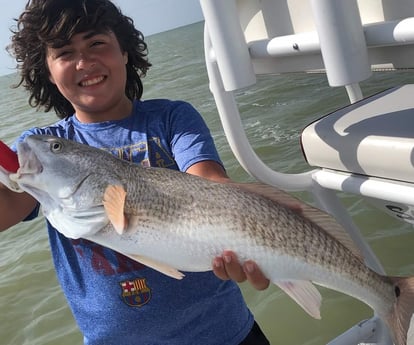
1, 21, 414, 344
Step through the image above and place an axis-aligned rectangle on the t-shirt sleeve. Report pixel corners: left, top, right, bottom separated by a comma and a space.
168, 101, 223, 172
11, 127, 49, 151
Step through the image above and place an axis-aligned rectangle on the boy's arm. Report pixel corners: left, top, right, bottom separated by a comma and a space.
0, 139, 38, 231
0, 185, 38, 231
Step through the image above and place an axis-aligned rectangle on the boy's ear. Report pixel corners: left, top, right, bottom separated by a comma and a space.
49, 74, 56, 85
123, 51, 128, 64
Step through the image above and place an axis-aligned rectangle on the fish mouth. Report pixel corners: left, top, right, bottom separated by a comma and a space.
10, 141, 43, 180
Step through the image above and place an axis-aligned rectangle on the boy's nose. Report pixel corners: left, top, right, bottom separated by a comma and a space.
76, 54, 96, 70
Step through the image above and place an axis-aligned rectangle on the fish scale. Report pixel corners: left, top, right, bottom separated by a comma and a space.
6, 134, 414, 345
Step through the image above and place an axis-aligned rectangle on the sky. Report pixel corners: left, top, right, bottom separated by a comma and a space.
0, 0, 204, 76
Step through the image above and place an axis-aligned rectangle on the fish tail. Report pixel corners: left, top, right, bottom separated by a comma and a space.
384, 277, 414, 345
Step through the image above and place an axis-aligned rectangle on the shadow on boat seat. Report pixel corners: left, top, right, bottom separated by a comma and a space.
301, 84, 414, 184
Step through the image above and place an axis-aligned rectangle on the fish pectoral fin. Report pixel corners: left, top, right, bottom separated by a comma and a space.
126, 253, 185, 280
275, 280, 322, 319
103, 184, 128, 235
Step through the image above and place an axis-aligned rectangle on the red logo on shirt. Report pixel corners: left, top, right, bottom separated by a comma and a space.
120, 278, 152, 307
71, 238, 146, 275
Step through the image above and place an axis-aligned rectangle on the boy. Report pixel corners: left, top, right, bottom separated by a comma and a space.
0, 0, 270, 344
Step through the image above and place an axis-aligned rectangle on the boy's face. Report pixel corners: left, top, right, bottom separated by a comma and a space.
46, 30, 131, 123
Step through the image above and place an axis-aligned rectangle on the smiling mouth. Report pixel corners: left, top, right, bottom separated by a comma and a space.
79, 76, 106, 87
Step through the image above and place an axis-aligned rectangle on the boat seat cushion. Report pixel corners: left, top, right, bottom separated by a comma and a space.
301, 84, 414, 183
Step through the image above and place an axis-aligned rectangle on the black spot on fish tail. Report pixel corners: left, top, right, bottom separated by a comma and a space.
383, 276, 414, 345
395, 285, 401, 298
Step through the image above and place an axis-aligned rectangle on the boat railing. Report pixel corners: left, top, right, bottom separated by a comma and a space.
199, 0, 414, 344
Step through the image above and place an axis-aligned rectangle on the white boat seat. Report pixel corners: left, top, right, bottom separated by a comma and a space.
301, 84, 414, 183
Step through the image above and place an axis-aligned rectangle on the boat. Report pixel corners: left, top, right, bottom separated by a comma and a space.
198, 0, 414, 344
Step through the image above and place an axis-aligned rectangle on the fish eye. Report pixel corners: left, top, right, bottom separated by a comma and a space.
50, 142, 62, 153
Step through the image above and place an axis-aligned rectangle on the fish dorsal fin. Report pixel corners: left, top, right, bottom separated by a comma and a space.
297, 202, 364, 260
126, 253, 185, 280
229, 182, 305, 213
275, 280, 322, 319
233, 182, 363, 260
103, 184, 128, 235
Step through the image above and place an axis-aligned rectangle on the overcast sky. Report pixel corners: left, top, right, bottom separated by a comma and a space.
0, 0, 204, 76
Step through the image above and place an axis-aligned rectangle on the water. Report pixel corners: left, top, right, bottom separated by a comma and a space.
1, 21, 414, 344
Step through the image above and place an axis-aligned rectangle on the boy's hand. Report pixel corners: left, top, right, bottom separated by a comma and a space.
212, 250, 270, 290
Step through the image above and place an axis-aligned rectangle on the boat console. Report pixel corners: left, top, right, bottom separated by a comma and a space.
199, 0, 414, 344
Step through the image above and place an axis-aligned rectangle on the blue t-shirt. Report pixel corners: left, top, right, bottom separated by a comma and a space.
17, 99, 254, 345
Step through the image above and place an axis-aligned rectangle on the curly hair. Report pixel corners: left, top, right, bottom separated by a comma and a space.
8, 0, 152, 118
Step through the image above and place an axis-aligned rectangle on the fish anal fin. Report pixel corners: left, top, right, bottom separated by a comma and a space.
126, 253, 185, 280
103, 184, 128, 235
275, 280, 322, 319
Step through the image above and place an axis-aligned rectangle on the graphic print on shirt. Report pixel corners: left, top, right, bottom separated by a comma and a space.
71, 239, 146, 275
120, 278, 152, 307
72, 239, 153, 307
102, 137, 178, 169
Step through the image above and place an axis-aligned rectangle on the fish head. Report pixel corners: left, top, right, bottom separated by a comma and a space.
12, 135, 97, 198
10, 135, 121, 238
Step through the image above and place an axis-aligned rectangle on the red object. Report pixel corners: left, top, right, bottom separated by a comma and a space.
0, 140, 19, 172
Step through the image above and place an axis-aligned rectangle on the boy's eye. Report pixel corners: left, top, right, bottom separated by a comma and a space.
50, 48, 72, 59
91, 40, 105, 47
57, 51, 70, 58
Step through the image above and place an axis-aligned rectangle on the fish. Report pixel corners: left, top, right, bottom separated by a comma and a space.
6, 134, 414, 345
